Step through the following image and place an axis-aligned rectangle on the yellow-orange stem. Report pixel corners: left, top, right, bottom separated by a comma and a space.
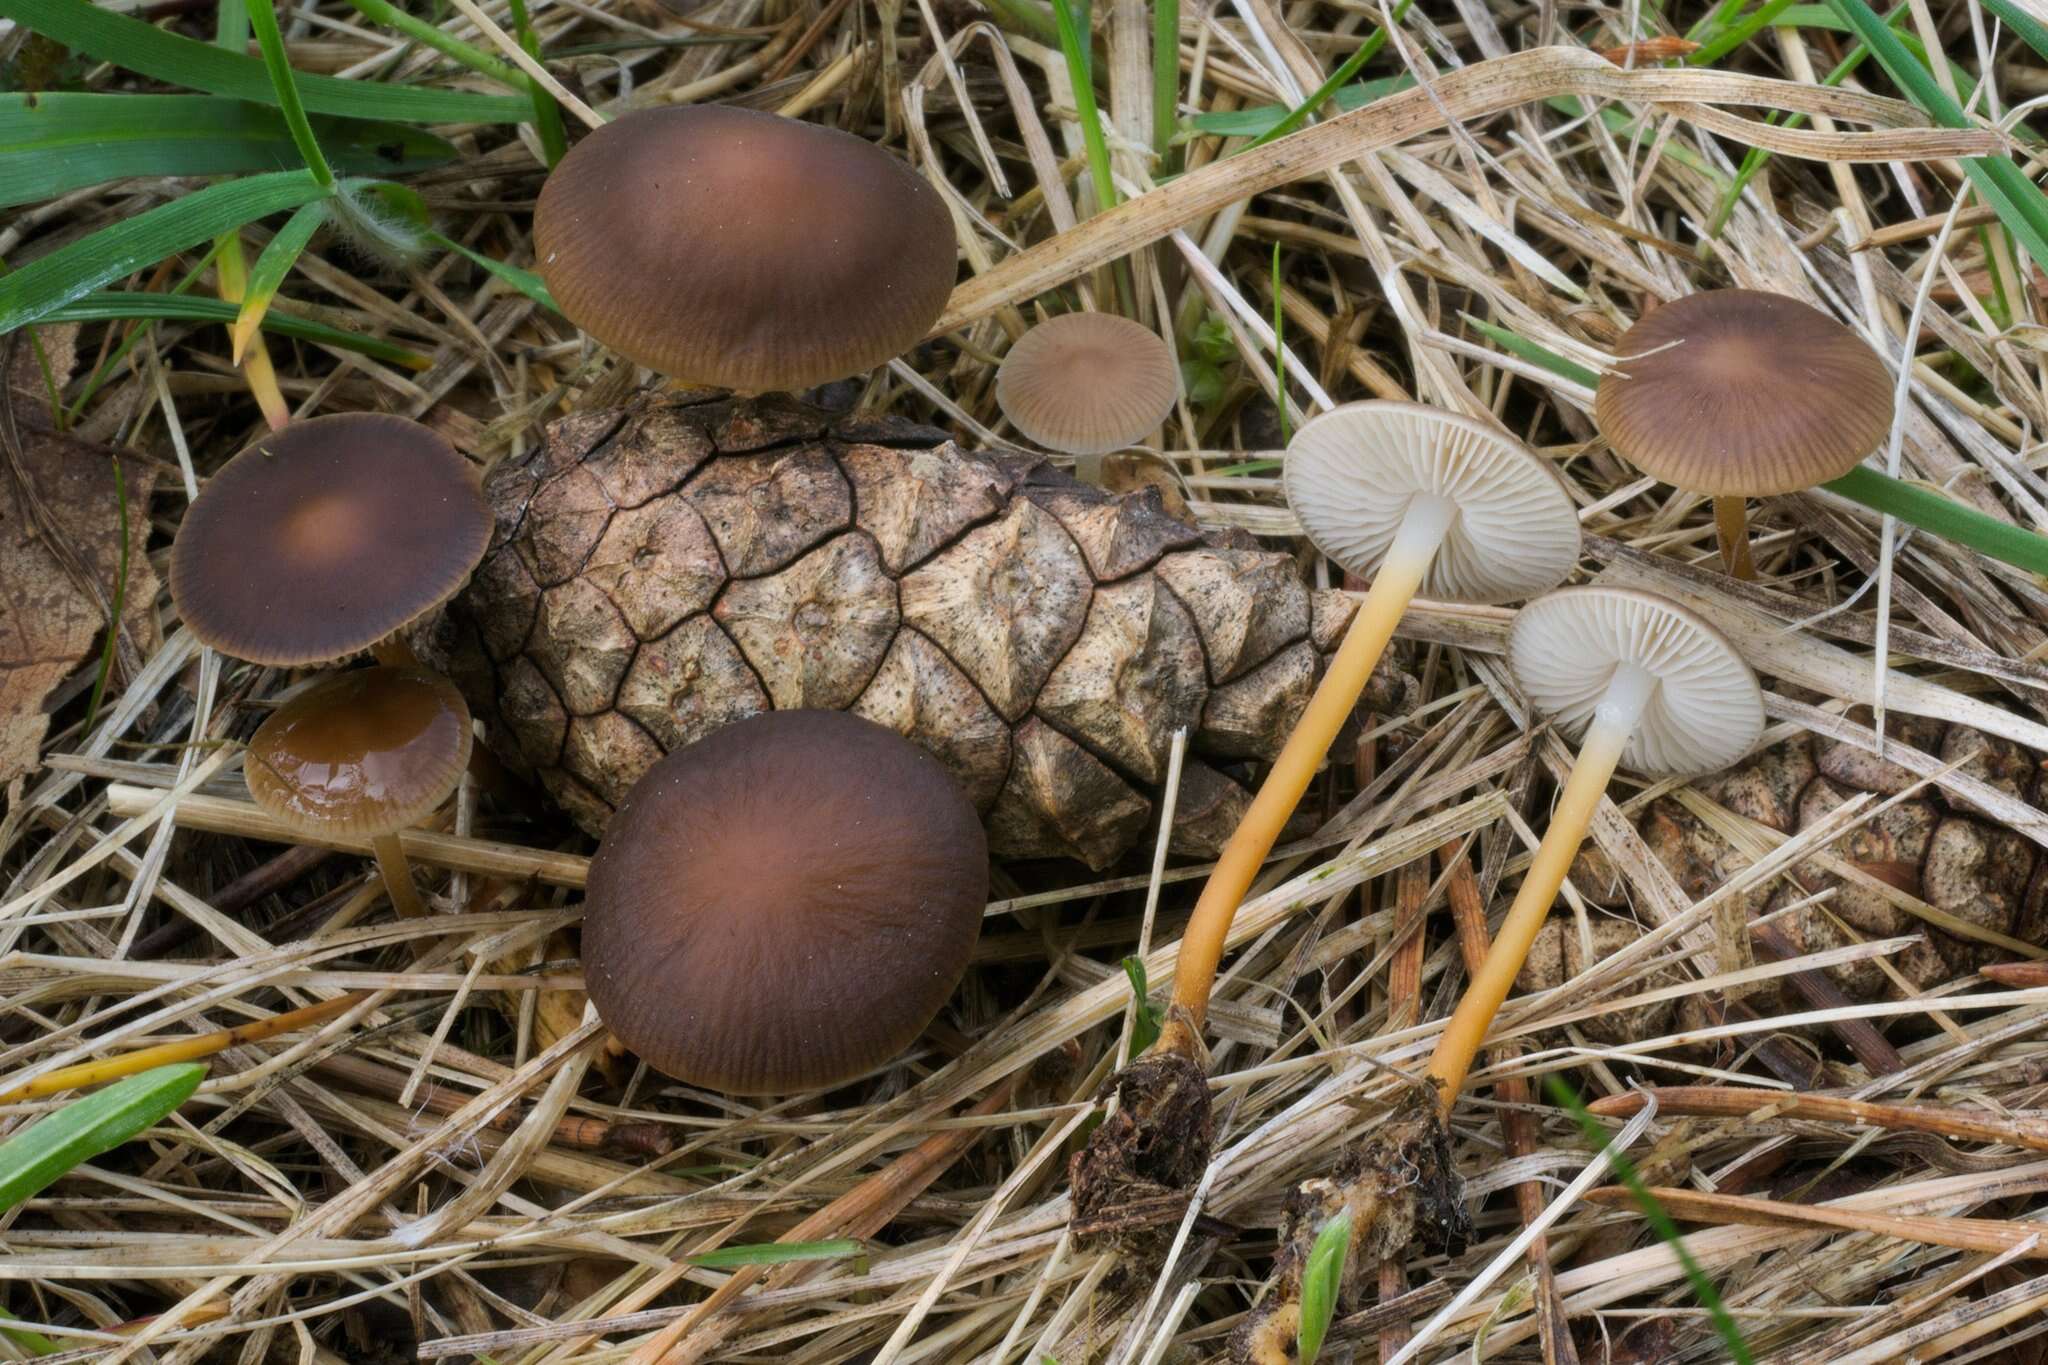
0, 993, 363, 1101
1714, 496, 1756, 580
1428, 665, 1651, 1108
1164, 497, 1452, 1043
374, 833, 428, 919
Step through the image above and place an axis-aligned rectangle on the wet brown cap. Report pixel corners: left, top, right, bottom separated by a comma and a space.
581, 709, 988, 1094
1594, 289, 1892, 497
171, 414, 489, 666
245, 667, 473, 838
995, 313, 1179, 456
534, 105, 958, 392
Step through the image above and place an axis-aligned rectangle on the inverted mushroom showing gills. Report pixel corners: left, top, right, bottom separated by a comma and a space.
244, 667, 474, 919
534, 105, 958, 392
1595, 289, 1890, 580
580, 709, 988, 1095
171, 413, 490, 666
1158, 403, 1582, 1057
996, 313, 1179, 456
1425, 586, 1763, 1107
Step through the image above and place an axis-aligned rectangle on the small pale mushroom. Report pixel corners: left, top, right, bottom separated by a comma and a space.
580, 710, 988, 1094
533, 105, 958, 392
1594, 289, 1891, 579
994, 313, 1179, 456
1155, 402, 1582, 1059
170, 413, 490, 666
1426, 586, 1763, 1107
244, 667, 473, 919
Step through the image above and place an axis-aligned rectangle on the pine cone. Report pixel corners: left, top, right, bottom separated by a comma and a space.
423, 393, 1414, 869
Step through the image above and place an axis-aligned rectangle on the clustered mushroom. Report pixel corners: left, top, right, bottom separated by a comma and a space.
171, 412, 491, 917
1153, 402, 1583, 1061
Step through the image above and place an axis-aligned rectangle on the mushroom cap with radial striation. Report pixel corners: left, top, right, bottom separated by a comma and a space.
994, 313, 1180, 456
1508, 585, 1763, 778
533, 105, 958, 392
170, 413, 490, 667
244, 667, 473, 839
579, 709, 989, 1095
1282, 401, 1582, 604
1594, 289, 1893, 498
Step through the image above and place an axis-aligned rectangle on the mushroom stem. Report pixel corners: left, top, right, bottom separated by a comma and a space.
372, 832, 429, 919
1712, 496, 1756, 579
1426, 660, 1656, 1108
1160, 495, 1456, 1055
370, 635, 421, 668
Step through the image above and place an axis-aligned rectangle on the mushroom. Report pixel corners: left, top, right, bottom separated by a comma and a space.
1156, 402, 1582, 1058
170, 413, 490, 667
580, 709, 988, 1094
995, 313, 1179, 456
1595, 289, 1890, 579
244, 666, 473, 919
1425, 585, 1763, 1106
533, 105, 958, 393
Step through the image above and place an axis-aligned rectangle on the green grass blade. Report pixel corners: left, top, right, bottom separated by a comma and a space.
1120, 956, 1163, 1058
1185, 77, 1411, 139
0, 170, 330, 335
1247, 0, 1414, 151
215, 0, 249, 49
1296, 1207, 1351, 1365
0, 95, 456, 209
233, 201, 326, 361
1825, 0, 2048, 272
0, 1305, 59, 1356
1981, 0, 2048, 60
0, 1064, 206, 1213
1050, 0, 1116, 214
0, 0, 531, 124
1827, 466, 2048, 576
682, 1239, 862, 1270
429, 232, 558, 312
506, 0, 567, 166
1153, 0, 1179, 162
246, 0, 334, 188
1549, 1077, 1753, 1364
341, 0, 524, 88
50, 292, 431, 369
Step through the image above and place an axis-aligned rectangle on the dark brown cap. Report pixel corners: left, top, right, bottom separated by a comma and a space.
1594, 289, 1892, 496
172, 414, 490, 666
995, 313, 1179, 456
534, 105, 958, 392
244, 667, 473, 837
581, 709, 988, 1094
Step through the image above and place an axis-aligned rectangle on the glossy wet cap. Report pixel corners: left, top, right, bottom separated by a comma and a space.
1509, 586, 1762, 777
1595, 289, 1893, 496
535, 105, 958, 391
581, 709, 989, 1094
994, 313, 1179, 456
172, 413, 489, 666
1284, 401, 1581, 604
245, 667, 474, 838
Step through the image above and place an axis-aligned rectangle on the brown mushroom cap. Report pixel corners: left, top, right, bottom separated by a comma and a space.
994, 313, 1179, 456
1594, 289, 1893, 497
581, 709, 988, 1094
171, 414, 489, 666
534, 105, 958, 392
245, 667, 473, 838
